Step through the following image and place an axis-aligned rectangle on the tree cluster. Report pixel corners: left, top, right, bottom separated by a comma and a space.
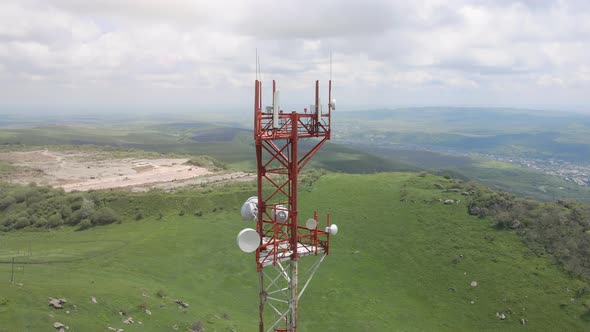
0, 182, 120, 231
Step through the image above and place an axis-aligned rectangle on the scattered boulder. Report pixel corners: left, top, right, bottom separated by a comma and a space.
107, 327, 124, 332
145, 309, 152, 316
468, 206, 481, 216
520, 318, 527, 325
470, 281, 478, 287
450, 188, 461, 193
461, 192, 470, 196
444, 199, 455, 205
91, 296, 97, 304
174, 299, 189, 308
53, 322, 65, 331
49, 298, 67, 309
509, 220, 522, 229
49, 300, 62, 309
434, 183, 444, 190
123, 317, 134, 324
500, 313, 507, 320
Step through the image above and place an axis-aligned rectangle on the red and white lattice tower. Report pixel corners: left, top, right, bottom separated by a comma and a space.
238, 78, 338, 332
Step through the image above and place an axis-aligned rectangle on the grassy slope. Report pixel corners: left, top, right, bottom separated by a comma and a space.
1, 173, 590, 331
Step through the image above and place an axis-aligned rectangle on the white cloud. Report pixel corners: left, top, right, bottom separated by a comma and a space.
0, 0, 589, 112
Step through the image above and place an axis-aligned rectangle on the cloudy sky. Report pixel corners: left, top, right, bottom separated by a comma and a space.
1, 0, 589, 113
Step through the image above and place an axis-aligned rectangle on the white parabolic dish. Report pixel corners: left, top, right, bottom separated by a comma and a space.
305, 218, 318, 229
325, 224, 339, 235
273, 204, 289, 222
240, 196, 258, 221
237, 228, 261, 253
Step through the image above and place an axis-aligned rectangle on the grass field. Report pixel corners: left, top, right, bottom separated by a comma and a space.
1, 173, 590, 331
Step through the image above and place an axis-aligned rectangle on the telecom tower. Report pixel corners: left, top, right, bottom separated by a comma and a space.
237, 77, 338, 332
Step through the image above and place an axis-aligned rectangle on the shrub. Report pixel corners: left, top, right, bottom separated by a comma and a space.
79, 198, 96, 218
69, 194, 84, 211
78, 219, 92, 230
68, 209, 84, 225
190, 321, 204, 332
14, 217, 31, 229
156, 289, 167, 298
48, 213, 64, 227
135, 211, 144, 220
35, 217, 48, 228
0, 195, 16, 211
493, 211, 513, 229
25, 192, 43, 206
12, 188, 28, 203
91, 207, 120, 225
61, 205, 72, 219
1, 215, 14, 227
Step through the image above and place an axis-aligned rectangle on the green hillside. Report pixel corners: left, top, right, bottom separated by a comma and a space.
1, 173, 590, 331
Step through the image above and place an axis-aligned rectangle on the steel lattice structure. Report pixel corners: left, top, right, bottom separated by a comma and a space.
253, 79, 334, 332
